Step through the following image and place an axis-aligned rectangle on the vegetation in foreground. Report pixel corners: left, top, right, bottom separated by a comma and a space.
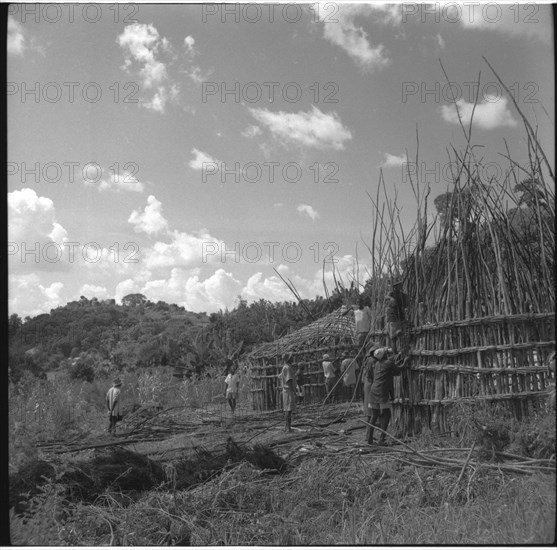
8, 369, 556, 545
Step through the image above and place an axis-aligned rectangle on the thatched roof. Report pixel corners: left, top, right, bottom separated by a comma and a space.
248, 307, 356, 360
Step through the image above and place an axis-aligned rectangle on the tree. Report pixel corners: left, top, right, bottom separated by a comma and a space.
9, 313, 22, 337
514, 177, 550, 209
434, 189, 473, 229
122, 293, 148, 308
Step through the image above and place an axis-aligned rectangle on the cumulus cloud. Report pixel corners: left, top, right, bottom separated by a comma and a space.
9, 274, 64, 316
297, 204, 320, 221
143, 229, 225, 270
9, 188, 68, 244
78, 284, 109, 300
380, 152, 407, 168
316, 4, 393, 72
241, 272, 296, 303
128, 195, 169, 236
189, 148, 221, 170
117, 23, 179, 113
8, 188, 70, 272
122, 267, 242, 312
440, 97, 517, 130
8, 16, 25, 56
249, 105, 352, 150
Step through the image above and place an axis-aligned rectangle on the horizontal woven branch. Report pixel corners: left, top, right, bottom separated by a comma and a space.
408, 312, 554, 333
411, 364, 553, 374
393, 390, 548, 406
410, 340, 555, 357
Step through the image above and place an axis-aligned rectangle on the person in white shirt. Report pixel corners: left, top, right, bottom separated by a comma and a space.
341, 351, 358, 400
322, 353, 338, 403
224, 363, 240, 414
106, 377, 123, 434
354, 297, 372, 351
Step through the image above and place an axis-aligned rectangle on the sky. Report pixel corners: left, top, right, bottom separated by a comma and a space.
7, 2, 555, 318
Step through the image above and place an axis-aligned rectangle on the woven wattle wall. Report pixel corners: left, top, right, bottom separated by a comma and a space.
249, 313, 555, 436
390, 312, 555, 436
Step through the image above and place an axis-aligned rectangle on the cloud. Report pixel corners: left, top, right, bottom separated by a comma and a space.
241, 125, 263, 139
316, 4, 392, 72
440, 97, 517, 130
241, 272, 297, 303
84, 169, 145, 193
128, 195, 169, 236
459, 4, 552, 43
436, 33, 445, 49
249, 105, 352, 150
8, 16, 25, 56
143, 229, 225, 270
126, 267, 242, 312
189, 148, 221, 170
78, 284, 109, 300
117, 23, 179, 113
184, 35, 195, 53
380, 152, 407, 168
9, 274, 64, 317
8, 189, 69, 272
297, 204, 320, 221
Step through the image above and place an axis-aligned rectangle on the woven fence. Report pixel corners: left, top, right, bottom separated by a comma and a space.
247, 311, 555, 436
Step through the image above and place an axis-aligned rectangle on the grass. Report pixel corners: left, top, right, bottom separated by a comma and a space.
8, 366, 556, 546
9, 411, 556, 545
10, 450, 554, 545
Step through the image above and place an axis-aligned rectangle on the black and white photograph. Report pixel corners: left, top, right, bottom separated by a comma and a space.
7, 1, 555, 545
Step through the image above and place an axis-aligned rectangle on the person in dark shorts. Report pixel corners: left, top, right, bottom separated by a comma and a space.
366, 347, 410, 445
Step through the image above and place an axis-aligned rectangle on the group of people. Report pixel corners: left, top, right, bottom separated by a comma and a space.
279, 344, 410, 442
104, 282, 410, 441
279, 281, 411, 442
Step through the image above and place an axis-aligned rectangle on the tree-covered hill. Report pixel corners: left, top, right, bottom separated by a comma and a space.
8, 290, 350, 384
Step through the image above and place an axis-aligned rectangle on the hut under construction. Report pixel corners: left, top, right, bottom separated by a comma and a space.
247, 307, 555, 436
247, 307, 363, 411
247, 95, 555, 436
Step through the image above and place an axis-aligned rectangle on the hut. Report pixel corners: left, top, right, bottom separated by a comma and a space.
248, 84, 555, 434
247, 306, 381, 411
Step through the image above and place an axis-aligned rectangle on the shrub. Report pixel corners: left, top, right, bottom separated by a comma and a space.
70, 362, 95, 383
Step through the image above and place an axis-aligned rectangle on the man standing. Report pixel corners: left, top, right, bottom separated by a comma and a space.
106, 377, 123, 435
224, 363, 240, 415
322, 353, 337, 403
341, 351, 358, 400
362, 344, 380, 438
280, 353, 296, 432
385, 281, 408, 354
354, 297, 372, 352
366, 348, 410, 445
